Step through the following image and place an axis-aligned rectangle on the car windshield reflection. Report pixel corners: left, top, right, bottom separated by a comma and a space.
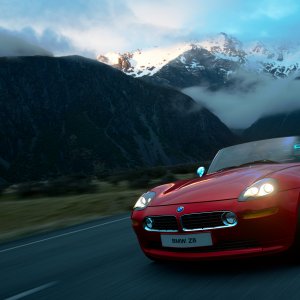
208, 136, 300, 174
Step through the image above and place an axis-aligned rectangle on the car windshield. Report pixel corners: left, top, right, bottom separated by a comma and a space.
208, 136, 300, 174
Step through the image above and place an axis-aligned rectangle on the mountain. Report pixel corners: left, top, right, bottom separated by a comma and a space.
144, 46, 240, 90
0, 56, 236, 183
243, 110, 300, 141
98, 33, 300, 89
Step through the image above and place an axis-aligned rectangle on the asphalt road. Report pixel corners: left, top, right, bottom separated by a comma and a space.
2, 214, 300, 300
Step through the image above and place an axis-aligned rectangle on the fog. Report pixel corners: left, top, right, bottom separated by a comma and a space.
182, 71, 300, 129
0, 30, 52, 57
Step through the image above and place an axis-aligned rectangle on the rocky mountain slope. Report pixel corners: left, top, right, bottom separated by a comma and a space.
98, 33, 300, 89
0, 56, 236, 183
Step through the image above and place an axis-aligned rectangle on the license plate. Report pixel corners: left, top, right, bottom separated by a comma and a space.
161, 233, 212, 248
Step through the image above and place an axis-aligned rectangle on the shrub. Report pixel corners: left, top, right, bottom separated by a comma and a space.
158, 172, 177, 185
170, 163, 198, 174
0, 183, 8, 197
16, 182, 45, 198
107, 174, 125, 185
43, 175, 97, 196
147, 167, 167, 179
128, 175, 150, 189
15, 175, 98, 198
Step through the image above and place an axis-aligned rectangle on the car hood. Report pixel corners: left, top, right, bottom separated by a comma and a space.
149, 164, 294, 206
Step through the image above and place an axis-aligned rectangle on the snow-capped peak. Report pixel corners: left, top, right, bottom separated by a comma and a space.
191, 32, 246, 63
97, 33, 300, 79
97, 43, 192, 77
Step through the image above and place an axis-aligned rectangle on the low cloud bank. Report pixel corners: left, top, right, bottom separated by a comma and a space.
182, 71, 300, 129
0, 30, 52, 57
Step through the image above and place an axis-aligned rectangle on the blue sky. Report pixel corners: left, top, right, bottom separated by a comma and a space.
0, 0, 299, 57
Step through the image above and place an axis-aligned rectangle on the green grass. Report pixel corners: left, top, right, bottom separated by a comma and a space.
0, 173, 195, 243
0, 181, 139, 242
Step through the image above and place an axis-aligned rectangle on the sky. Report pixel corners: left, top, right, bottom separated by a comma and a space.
0, 0, 300, 57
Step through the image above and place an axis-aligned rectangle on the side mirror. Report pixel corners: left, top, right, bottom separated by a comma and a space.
197, 166, 206, 177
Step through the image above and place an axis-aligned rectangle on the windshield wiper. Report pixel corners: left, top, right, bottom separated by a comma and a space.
237, 160, 279, 167
216, 160, 278, 173
216, 165, 239, 172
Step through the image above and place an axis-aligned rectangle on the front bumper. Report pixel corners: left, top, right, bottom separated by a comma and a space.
131, 189, 300, 261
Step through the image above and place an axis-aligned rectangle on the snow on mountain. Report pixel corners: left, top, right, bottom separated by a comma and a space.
97, 33, 300, 79
243, 41, 300, 77
194, 33, 246, 63
97, 43, 192, 77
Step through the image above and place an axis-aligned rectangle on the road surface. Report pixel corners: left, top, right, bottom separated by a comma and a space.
1, 214, 300, 299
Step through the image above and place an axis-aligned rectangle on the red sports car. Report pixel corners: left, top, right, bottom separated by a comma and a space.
131, 136, 300, 261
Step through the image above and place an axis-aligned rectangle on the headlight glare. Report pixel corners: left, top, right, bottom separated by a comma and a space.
263, 183, 274, 194
239, 178, 277, 201
133, 191, 156, 210
244, 187, 259, 197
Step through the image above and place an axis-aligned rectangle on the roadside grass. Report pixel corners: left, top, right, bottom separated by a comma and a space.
0, 169, 199, 243
0, 188, 142, 243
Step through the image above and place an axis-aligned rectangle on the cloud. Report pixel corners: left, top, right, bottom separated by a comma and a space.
127, 0, 202, 29
0, 0, 300, 56
182, 71, 300, 129
18, 27, 75, 56
0, 29, 52, 56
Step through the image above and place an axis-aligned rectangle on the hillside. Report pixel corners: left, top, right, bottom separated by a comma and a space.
0, 56, 236, 183
244, 110, 300, 141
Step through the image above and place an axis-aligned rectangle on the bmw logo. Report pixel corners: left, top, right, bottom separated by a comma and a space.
177, 206, 184, 213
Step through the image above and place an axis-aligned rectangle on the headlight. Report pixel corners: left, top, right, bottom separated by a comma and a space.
133, 191, 156, 210
238, 178, 278, 201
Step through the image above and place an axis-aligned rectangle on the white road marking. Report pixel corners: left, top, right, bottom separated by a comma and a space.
4, 281, 57, 300
0, 216, 130, 254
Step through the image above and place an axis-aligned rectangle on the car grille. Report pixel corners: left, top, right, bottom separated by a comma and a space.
181, 212, 226, 231
144, 216, 178, 232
